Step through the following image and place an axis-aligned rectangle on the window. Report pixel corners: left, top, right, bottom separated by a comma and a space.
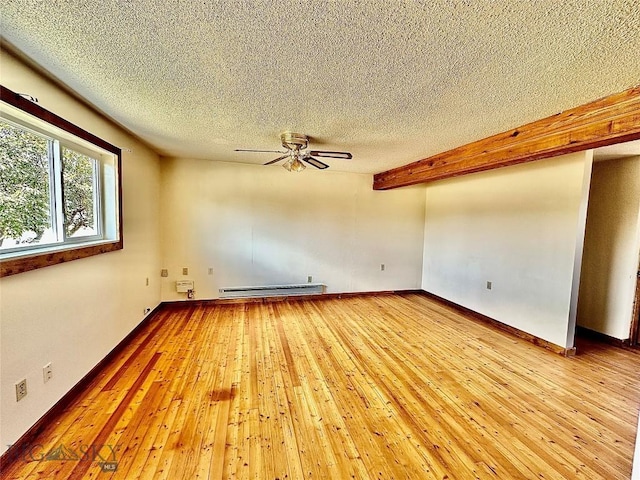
0, 121, 103, 250
0, 86, 122, 276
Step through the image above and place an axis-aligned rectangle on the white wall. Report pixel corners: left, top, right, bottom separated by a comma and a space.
160, 158, 425, 300
422, 152, 592, 348
0, 50, 162, 452
577, 156, 640, 339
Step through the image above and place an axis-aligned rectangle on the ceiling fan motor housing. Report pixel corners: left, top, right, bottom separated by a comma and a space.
281, 132, 308, 151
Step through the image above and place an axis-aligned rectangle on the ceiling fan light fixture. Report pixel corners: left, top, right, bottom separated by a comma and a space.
283, 155, 305, 172
291, 157, 306, 172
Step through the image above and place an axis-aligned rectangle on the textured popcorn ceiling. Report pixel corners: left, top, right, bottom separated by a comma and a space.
2, 1, 639, 174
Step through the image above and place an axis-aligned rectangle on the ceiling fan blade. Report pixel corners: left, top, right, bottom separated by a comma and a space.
302, 156, 330, 169
264, 154, 289, 166
309, 150, 352, 159
235, 149, 286, 154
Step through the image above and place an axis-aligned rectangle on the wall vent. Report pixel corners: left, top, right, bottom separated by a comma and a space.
219, 283, 325, 299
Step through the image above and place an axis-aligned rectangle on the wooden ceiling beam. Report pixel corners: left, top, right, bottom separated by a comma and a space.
373, 86, 640, 190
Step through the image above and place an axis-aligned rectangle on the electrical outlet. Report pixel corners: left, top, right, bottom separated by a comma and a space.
145, 277, 149, 286
161, 269, 168, 277
208, 268, 213, 275
182, 267, 189, 275
486, 281, 492, 290
15, 379, 27, 401
381, 264, 385, 271
43, 363, 52, 383
308, 275, 313, 283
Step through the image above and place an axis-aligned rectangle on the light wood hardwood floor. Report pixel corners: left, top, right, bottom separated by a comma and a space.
2, 293, 639, 479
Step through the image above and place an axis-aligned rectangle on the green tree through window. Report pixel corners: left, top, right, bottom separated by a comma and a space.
0, 121, 51, 246
62, 147, 97, 237
0, 121, 99, 248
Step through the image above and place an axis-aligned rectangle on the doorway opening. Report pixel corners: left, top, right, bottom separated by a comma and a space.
576, 140, 640, 346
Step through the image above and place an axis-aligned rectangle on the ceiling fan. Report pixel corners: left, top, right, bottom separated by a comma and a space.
235, 132, 352, 172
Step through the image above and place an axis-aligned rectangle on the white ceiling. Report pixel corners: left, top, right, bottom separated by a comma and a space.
2, 1, 639, 174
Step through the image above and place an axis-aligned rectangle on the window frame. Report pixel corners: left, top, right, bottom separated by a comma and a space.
0, 85, 123, 277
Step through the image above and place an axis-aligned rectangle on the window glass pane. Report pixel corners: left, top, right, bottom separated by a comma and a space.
62, 147, 98, 238
0, 121, 54, 249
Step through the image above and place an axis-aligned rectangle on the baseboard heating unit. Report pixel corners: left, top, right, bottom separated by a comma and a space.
219, 283, 326, 299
